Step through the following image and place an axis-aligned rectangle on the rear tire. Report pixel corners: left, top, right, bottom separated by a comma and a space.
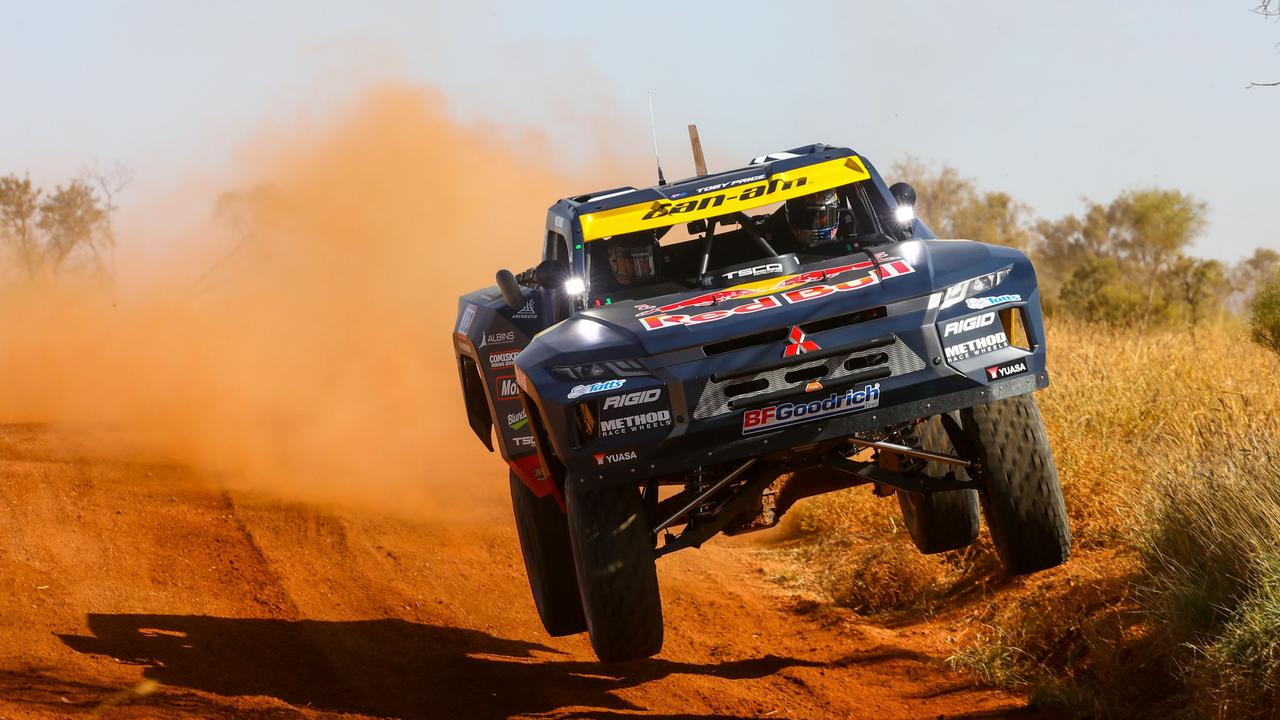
897, 413, 981, 554
565, 478, 663, 662
962, 393, 1071, 575
508, 472, 586, 636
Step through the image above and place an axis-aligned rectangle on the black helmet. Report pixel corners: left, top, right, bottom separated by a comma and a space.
607, 233, 659, 286
785, 189, 841, 246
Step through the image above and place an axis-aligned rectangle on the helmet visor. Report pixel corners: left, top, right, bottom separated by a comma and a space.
609, 244, 657, 284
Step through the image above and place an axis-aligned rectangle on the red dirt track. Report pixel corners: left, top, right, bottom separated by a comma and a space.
0, 423, 1044, 719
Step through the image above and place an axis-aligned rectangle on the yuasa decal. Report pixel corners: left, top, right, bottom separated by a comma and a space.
639, 258, 914, 331
488, 350, 519, 369
568, 379, 626, 399
480, 330, 515, 348
966, 294, 1021, 310
599, 410, 672, 437
944, 331, 1009, 362
497, 375, 520, 399
942, 312, 996, 338
986, 358, 1029, 381
742, 384, 881, 434
602, 388, 662, 410
594, 449, 638, 465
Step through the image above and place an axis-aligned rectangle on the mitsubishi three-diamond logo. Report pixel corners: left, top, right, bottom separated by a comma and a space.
783, 326, 819, 358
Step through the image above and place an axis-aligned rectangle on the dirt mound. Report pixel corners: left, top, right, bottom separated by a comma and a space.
0, 424, 1044, 719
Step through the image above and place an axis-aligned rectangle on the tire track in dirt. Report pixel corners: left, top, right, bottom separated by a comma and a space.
0, 425, 1047, 719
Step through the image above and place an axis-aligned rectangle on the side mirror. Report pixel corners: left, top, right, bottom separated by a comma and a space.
495, 269, 524, 311
889, 182, 917, 230
534, 259, 569, 289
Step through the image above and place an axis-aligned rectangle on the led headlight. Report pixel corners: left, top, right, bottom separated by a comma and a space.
550, 359, 650, 381
936, 266, 1013, 310
564, 276, 586, 296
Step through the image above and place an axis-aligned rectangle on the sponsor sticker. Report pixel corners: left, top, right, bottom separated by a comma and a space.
942, 311, 996, 338
457, 304, 477, 334
602, 388, 661, 410
507, 410, 528, 431
723, 262, 784, 281
638, 257, 915, 331
944, 331, 1009, 362
488, 350, 519, 369
497, 375, 520, 399
513, 299, 537, 320
480, 330, 515, 348
966, 294, 1021, 310
568, 379, 626, 399
599, 410, 672, 438
513, 435, 535, 448
985, 358, 1029, 381
594, 449, 638, 466
742, 384, 881, 435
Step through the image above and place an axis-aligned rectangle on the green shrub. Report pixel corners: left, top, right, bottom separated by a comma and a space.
1250, 278, 1280, 355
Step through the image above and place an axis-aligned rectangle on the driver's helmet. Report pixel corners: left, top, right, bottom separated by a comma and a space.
785, 189, 841, 246
606, 233, 659, 286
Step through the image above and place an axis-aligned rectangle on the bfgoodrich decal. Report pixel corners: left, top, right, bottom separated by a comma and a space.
742, 384, 881, 434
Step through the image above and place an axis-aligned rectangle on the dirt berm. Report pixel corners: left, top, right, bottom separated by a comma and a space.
0, 423, 1047, 719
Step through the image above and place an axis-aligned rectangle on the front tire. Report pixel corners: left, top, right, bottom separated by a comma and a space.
897, 413, 981, 554
509, 472, 586, 636
565, 479, 663, 662
962, 394, 1071, 575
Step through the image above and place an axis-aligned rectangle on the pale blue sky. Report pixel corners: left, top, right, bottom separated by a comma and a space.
3, 1, 1278, 260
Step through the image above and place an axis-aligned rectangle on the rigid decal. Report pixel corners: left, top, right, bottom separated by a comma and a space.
599, 410, 672, 437
568, 379, 626, 399
742, 384, 881, 434
942, 312, 996, 338
602, 388, 661, 410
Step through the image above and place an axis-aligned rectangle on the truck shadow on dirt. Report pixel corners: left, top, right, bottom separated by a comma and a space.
59, 614, 817, 719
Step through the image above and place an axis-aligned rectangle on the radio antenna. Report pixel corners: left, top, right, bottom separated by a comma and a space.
648, 92, 667, 186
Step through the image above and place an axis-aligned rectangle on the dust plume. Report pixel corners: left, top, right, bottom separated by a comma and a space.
0, 86, 625, 517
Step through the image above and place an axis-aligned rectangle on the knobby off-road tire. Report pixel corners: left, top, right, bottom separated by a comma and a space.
962, 393, 1071, 575
564, 479, 663, 662
897, 413, 980, 554
508, 472, 586, 636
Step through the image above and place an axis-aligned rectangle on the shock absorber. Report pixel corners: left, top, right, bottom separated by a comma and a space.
686, 468, 720, 521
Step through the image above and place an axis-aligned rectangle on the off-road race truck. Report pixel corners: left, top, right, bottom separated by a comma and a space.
452, 143, 1070, 662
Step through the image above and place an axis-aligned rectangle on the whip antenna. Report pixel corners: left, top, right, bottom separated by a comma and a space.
648, 92, 667, 186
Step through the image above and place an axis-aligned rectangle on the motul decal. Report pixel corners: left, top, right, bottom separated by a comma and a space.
639, 258, 914, 331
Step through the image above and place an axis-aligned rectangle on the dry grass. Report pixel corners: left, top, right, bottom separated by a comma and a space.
764, 317, 1280, 716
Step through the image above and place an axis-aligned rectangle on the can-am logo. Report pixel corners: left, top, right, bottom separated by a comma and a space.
942, 312, 996, 338
986, 358, 1029, 381
568, 379, 626, 399
497, 375, 520, 399
943, 331, 1009, 362
742, 384, 881, 434
594, 449, 637, 465
488, 350, 519, 369
599, 410, 671, 437
602, 388, 661, 409
966, 294, 1021, 310
639, 258, 914, 331
481, 330, 515, 347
